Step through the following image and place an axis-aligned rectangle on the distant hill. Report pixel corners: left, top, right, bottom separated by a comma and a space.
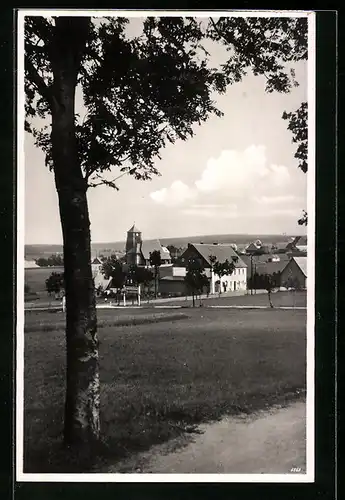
25, 233, 306, 261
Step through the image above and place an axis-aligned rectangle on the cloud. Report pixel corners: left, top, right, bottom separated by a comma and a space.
150, 180, 196, 207
253, 195, 298, 205
149, 145, 298, 219
182, 206, 238, 219
190, 203, 238, 210
269, 164, 290, 186
194, 145, 269, 193
257, 208, 302, 217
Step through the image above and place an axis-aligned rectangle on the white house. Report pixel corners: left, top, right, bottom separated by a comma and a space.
178, 243, 247, 294
91, 256, 104, 277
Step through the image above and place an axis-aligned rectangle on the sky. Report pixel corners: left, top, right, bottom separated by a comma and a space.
24, 16, 308, 245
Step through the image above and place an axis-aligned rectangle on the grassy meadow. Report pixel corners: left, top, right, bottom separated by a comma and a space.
22, 307, 307, 473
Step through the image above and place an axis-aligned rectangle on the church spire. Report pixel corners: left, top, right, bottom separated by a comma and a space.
128, 222, 141, 233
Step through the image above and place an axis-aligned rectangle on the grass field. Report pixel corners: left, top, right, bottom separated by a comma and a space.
23, 308, 306, 473
164, 290, 307, 308
25, 266, 64, 295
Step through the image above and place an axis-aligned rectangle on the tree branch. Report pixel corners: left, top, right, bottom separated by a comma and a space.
83, 153, 132, 182
208, 17, 274, 83
25, 58, 52, 107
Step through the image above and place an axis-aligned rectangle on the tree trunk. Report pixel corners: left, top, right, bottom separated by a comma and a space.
50, 18, 100, 449
154, 267, 160, 299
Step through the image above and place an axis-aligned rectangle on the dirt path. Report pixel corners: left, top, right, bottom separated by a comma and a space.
109, 400, 306, 474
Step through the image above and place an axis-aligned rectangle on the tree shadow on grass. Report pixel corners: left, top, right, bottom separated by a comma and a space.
24, 388, 305, 474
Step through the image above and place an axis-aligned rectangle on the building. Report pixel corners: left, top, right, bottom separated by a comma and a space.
159, 266, 189, 297
280, 256, 307, 289
241, 253, 289, 290
178, 243, 247, 294
245, 240, 270, 255
125, 224, 172, 267
94, 272, 112, 293
91, 256, 104, 277
271, 242, 291, 254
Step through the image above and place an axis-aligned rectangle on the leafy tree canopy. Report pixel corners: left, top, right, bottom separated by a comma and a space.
36, 253, 64, 267
149, 249, 162, 268
184, 257, 209, 297
128, 265, 154, 286
25, 16, 228, 190
210, 255, 237, 277
45, 271, 65, 294
282, 102, 308, 226
25, 16, 308, 190
207, 17, 307, 93
282, 101, 308, 173
100, 255, 126, 289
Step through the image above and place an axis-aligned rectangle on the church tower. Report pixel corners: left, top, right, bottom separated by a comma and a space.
125, 224, 142, 266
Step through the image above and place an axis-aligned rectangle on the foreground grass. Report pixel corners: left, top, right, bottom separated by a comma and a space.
23, 308, 306, 473
24, 310, 190, 333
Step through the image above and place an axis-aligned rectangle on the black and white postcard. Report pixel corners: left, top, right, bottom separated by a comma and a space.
17, 9, 317, 483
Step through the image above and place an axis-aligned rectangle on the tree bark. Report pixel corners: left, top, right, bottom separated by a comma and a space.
50, 18, 100, 448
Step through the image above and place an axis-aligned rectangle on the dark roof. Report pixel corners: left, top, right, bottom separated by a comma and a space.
191, 243, 247, 268
141, 240, 171, 260
256, 253, 290, 264
128, 224, 141, 233
296, 236, 307, 246
159, 276, 186, 282
293, 257, 307, 276
272, 242, 289, 251
91, 257, 103, 265
241, 255, 287, 276
246, 242, 260, 252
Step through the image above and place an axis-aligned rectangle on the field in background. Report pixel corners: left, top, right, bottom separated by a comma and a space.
25, 266, 64, 295
23, 308, 307, 473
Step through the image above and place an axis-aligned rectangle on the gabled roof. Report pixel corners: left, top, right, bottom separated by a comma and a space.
141, 240, 171, 260
191, 243, 247, 268
246, 242, 260, 251
91, 257, 103, 265
128, 224, 141, 233
292, 256, 307, 277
